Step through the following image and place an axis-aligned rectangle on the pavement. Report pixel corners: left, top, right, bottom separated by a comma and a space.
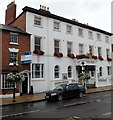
1, 85, 113, 106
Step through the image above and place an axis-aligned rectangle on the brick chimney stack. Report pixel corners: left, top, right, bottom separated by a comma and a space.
5, 1, 16, 25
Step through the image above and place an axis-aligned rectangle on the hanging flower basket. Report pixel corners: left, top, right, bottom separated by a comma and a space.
78, 72, 90, 81
98, 56, 104, 61
7, 72, 25, 83
107, 57, 112, 62
76, 55, 89, 59
54, 51, 63, 57
67, 53, 75, 59
92, 55, 97, 60
33, 49, 44, 55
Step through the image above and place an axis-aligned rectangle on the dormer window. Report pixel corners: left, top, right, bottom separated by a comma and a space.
10, 33, 18, 44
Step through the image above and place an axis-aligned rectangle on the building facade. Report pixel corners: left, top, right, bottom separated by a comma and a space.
7, 2, 112, 93
0, 24, 31, 98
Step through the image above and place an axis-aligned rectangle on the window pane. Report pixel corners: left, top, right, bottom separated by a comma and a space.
54, 65, 59, 78
34, 17, 41, 26
54, 40, 59, 52
35, 37, 41, 50
32, 64, 44, 78
10, 34, 18, 43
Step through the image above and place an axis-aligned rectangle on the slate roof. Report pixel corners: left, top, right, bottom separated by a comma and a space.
0, 24, 30, 35
22, 6, 112, 36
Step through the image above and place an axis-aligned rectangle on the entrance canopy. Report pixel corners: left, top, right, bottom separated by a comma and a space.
75, 59, 97, 66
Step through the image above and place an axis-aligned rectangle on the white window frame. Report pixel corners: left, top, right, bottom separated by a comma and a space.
54, 39, 60, 52
88, 31, 93, 39
67, 42, 72, 54
32, 64, 44, 78
79, 44, 84, 55
105, 36, 109, 43
34, 36, 42, 50
106, 49, 110, 58
54, 65, 60, 78
89, 45, 93, 55
107, 66, 111, 75
8, 48, 19, 66
66, 25, 72, 34
10, 32, 18, 45
53, 21, 60, 31
78, 28, 83, 36
98, 47, 102, 56
1, 74, 15, 89
99, 67, 102, 77
97, 33, 101, 41
34, 16, 42, 27
68, 66, 72, 78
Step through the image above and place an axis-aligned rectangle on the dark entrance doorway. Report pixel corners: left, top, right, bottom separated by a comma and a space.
22, 76, 28, 94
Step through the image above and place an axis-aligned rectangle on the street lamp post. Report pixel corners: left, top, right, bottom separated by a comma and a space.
81, 62, 86, 88
12, 58, 17, 102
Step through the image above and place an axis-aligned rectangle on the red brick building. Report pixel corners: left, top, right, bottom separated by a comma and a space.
0, 24, 31, 98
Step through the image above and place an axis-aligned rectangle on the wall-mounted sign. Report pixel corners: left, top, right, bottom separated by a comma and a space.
21, 52, 32, 64
62, 73, 67, 80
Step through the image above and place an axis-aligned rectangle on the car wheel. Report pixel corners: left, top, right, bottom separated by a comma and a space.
79, 92, 83, 98
58, 95, 63, 101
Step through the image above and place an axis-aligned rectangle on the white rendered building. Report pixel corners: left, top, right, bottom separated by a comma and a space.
11, 5, 112, 93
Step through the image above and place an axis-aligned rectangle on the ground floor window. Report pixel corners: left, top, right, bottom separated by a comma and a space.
32, 64, 44, 78
68, 66, 72, 78
1, 74, 14, 89
54, 65, 60, 78
107, 66, 111, 75
99, 67, 102, 77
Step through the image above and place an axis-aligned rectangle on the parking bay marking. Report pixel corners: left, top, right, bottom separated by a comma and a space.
1, 109, 40, 118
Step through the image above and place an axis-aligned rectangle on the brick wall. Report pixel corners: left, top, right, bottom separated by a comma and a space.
10, 12, 26, 31
1, 30, 30, 95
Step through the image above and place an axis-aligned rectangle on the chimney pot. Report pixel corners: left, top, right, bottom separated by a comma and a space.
44, 6, 46, 11
47, 7, 49, 11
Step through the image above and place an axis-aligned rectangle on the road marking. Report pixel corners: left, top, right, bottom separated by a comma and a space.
64, 101, 87, 107
64, 116, 81, 120
1, 109, 40, 118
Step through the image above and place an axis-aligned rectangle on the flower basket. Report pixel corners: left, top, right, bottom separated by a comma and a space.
107, 57, 112, 62
54, 51, 63, 57
78, 72, 90, 80
7, 73, 25, 83
92, 55, 97, 60
33, 49, 44, 55
67, 53, 75, 59
76, 55, 89, 59
98, 56, 103, 61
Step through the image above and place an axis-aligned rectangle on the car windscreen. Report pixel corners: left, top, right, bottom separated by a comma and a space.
77, 84, 84, 88
54, 85, 66, 90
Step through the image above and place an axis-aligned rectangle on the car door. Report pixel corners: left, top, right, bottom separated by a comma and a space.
72, 84, 79, 97
63, 84, 74, 99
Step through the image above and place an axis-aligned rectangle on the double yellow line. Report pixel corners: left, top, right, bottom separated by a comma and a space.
65, 116, 81, 120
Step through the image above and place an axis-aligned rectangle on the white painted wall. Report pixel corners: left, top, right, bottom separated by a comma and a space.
26, 11, 112, 93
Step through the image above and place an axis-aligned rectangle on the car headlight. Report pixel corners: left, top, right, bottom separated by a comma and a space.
51, 93, 57, 96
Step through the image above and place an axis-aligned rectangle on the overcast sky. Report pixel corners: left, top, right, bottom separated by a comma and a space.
1, 0, 112, 32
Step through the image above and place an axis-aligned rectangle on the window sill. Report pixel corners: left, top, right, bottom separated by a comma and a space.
32, 78, 45, 81
9, 63, 18, 66
78, 35, 84, 37
10, 42, 19, 45
53, 29, 61, 32
66, 32, 73, 35
34, 25, 43, 28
